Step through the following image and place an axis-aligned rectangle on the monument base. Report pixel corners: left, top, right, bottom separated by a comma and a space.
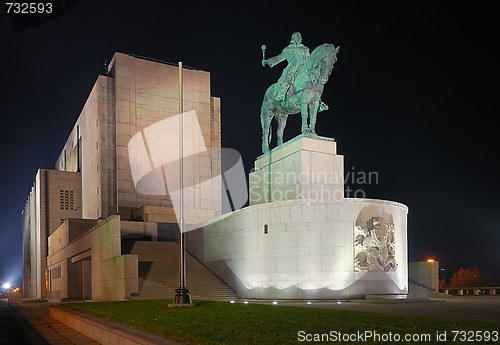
168, 303, 195, 308
185, 198, 409, 300
249, 135, 344, 205
185, 134, 409, 300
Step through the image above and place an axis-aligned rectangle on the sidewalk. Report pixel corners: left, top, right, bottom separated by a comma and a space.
276, 296, 500, 321
10, 300, 98, 344
9, 300, 188, 345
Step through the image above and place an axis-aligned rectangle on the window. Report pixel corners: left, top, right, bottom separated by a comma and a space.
59, 190, 74, 210
51, 266, 61, 279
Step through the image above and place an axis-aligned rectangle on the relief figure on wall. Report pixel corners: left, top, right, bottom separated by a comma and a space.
354, 208, 397, 272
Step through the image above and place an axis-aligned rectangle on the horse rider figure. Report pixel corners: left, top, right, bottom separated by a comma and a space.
262, 32, 328, 110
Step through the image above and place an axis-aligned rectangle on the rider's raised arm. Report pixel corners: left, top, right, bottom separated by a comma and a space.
266, 49, 287, 68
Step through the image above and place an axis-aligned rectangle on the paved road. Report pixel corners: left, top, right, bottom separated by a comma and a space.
277, 296, 500, 322
1, 299, 99, 345
0, 298, 48, 344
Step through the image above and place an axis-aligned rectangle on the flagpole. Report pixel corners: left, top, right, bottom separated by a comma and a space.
173, 61, 192, 305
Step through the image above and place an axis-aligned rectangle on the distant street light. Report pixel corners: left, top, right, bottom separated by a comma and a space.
2, 282, 11, 289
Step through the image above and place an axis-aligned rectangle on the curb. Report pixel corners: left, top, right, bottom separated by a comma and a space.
50, 305, 186, 345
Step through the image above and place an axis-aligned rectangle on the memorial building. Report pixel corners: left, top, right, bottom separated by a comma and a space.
23, 53, 224, 300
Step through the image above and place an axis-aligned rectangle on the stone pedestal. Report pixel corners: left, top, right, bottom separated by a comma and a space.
249, 135, 344, 205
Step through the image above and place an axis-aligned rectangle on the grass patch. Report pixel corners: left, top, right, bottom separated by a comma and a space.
64, 300, 499, 344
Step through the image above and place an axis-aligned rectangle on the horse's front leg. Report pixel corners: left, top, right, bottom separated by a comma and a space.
308, 100, 320, 136
300, 102, 310, 135
261, 109, 272, 153
277, 115, 288, 146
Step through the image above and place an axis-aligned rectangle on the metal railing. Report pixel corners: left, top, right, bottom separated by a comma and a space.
440, 287, 498, 295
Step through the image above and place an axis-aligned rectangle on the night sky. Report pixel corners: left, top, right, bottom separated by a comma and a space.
0, 1, 498, 288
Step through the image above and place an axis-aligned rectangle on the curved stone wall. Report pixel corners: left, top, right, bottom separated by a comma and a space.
186, 198, 408, 299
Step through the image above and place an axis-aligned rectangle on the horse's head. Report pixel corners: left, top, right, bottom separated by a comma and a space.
307, 43, 340, 84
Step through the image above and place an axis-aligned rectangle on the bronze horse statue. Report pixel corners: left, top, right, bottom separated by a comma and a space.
260, 43, 340, 153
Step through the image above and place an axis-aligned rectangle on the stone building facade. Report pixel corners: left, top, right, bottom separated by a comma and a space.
23, 53, 222, 299
22, 170, 82, 298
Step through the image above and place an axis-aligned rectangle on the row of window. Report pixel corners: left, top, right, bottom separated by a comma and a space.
59, 190, 74, 210
58, 188, 99, 220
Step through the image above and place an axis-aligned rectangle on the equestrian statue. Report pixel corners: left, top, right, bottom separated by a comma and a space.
260, 32, 339, 153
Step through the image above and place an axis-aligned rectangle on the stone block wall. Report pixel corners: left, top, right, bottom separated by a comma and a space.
22, 169, 82, 299
109, 53, 221, 220
54, 76, 116, 220
409, 260, 439, 291
47, 215, 138, 301
249, 136, 344, 205
187, 198, 408, 299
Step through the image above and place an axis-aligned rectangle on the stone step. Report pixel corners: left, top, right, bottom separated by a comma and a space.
130, 241, 239, 301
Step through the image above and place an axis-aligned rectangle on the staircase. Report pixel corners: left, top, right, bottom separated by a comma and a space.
129, 241, 239, 301
408, 280, 442, 298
